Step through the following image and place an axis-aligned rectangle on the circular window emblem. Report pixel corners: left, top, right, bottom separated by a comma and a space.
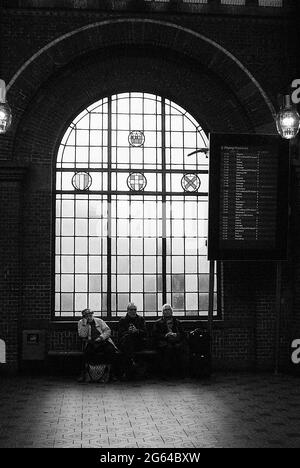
127, 172, 147, 191
72, 172, 92, 191
181, 173, 201, 192
128, 130, 145, 147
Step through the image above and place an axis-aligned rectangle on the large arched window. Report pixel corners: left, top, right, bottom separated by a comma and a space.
55, 92, 217, 318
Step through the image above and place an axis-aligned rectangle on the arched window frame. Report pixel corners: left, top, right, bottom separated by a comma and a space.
54, 92, 220, 319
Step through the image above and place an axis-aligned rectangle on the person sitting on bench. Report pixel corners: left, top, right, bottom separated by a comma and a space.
154, 303, 186, 378
118, 302, 147, 374
77, 308, 120, 382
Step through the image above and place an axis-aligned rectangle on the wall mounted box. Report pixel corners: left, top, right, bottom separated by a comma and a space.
22, 330, 46, 360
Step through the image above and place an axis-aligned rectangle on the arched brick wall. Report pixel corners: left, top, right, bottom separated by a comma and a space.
0, 16, 289, 372
5, 19, 276, 159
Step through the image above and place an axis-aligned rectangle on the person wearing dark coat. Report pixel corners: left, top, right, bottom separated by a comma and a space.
154, 303, 186, 378
118, 302, 147, 373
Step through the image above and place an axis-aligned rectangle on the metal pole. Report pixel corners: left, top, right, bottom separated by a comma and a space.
208, 260, 215, 354
274, 262, 282, 375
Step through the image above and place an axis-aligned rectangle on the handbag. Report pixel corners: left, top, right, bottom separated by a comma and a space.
86, 363, 111, 383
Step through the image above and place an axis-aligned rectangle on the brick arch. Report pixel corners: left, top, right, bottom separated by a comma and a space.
12, 47, 250, 166
8, 18, 275, 147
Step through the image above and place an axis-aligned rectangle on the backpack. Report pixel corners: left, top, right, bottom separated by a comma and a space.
189, 328, 210, 355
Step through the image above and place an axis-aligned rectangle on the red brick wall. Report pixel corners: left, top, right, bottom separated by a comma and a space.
0, 166, 27, 371
0, 4, 298, 372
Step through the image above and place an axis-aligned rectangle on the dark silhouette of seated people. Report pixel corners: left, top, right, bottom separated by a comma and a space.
154, 303, 186, 378
118, 302, 147, 376
77, 308, 121, 382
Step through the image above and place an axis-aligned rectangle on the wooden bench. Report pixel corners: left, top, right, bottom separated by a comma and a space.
46, 321, 207, 375
47, 345, 159, 375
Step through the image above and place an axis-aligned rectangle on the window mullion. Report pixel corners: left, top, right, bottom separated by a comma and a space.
162, 97, 167, 305
107, 96, 112, 318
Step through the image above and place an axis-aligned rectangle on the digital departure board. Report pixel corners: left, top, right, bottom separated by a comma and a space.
208, 134, 289, 261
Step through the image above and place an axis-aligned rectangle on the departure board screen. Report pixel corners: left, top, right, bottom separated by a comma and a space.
208, 134, 289, 261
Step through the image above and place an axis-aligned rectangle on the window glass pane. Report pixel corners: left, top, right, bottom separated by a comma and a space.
172, 275, 184, 292
89, 200, 102, 218
55, 257, 60, 274
185, 220, 197, 237
89, 238, 101, 255
89, 275, 101, 292
75, 275, 88, 292
186, 238, 198, 255
144, 257, 156, 273
75, 200, 88, 218
117, 238, 129, 255
61, 238, 74, 255
89, 257, 101, 273
172, 256, 184, 274
185, 256, 197, 273
199, 294, 209, 310
131, 275, 143, 293
144, 219, 158, 237
198, 256, 209, 273
117, 200, 130, 219
117, 275, 129, 292
61, 293, 73, 311
118, 294, 129, 311
144, 238, 156, 255
89, 219, 101, 236
111, 293, 116, 312
169, 201, 184, 218
130, 201, 144, 218
170, 238, 184, 255
144, 275, 156, 293
89, 293, 101, 310
117, 256, 129, 274
198, 219, 208, 237
157, 275, 163, 292
55, 293, 60, 310
75, 219, 88, 236
61, 219, 74, 236
186, 293, 198, 311
61, 257, 74, 274
116, 219, 129, 236
199, 274, 210, 292
75, 238, 88, 254
111, 257, 116, 274
130, 293, 143, 312
131, 257, 143, 274
144, 294, 156, 311
186, 275, 198, 292
64, 273, 77, 293
131, 220, 143, 237
172, 220, 184, 237
75, 293, 87, 312
172, 293, 184, 310
185, 202, 198, 219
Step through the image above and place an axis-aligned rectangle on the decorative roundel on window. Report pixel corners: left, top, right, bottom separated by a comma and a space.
72, 172, 92, 191
128, 130, 145, 147
127, 172, 147, 191
181, 173, 201, 192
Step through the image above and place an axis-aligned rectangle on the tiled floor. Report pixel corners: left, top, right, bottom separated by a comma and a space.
0, 372, 299, 448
